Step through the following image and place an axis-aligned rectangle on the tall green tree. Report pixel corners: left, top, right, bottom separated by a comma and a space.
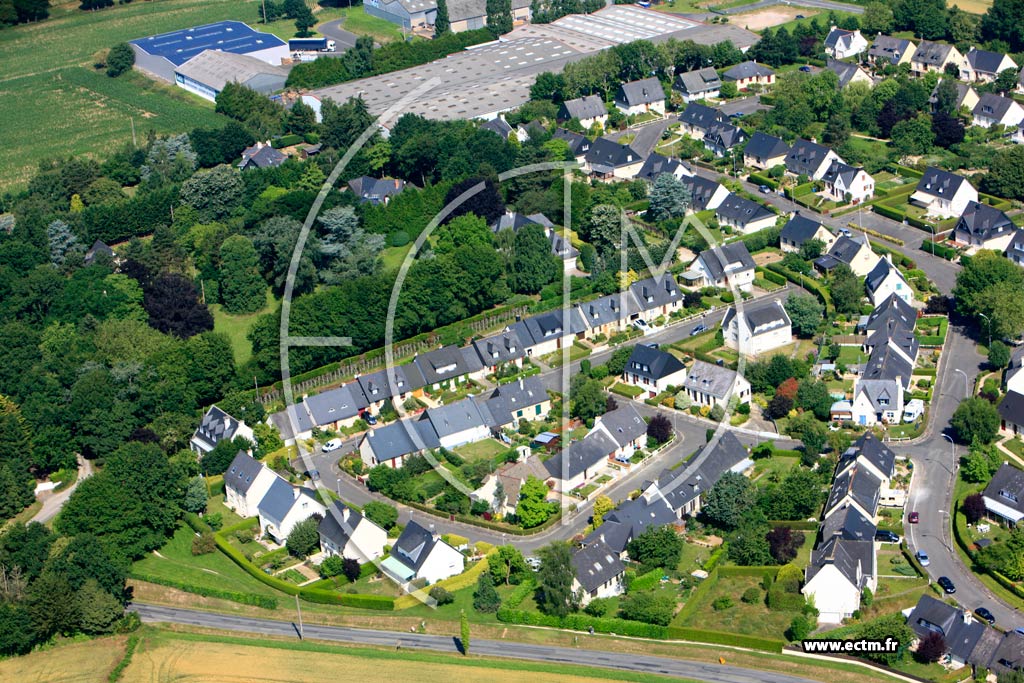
486, 0, 512, 36
648, 173, 690, 222
981, 0, 1024, 51
784, 293, 823, 338
434, 0, 450, 35
626, 525, 684, 569
516, 475, 555, 528
489, 544, 530, 585
982, 146, 1024, 201
285, 516, 322, 558
951, 397, 1001, 445
535, 541, 579, 618
508, 224, 560, 294
861, 2, 894, 34
702, 471, 757, 532
830, 264, 863, 315
218, 235, 267, 314
954, 249, 1024, 340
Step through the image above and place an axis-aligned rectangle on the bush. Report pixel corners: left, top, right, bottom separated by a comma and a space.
106, 42, 135, 77
584, 597, 611, 617
429, 586, 454, 605
787, 615, 812, 641
390, 230, 410, 247
320, 555, 345, 578
191, 531, 216, 555
741, 587, 761, 604
711, 596, 734, 611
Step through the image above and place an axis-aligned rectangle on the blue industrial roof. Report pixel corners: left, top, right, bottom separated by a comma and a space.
131, 21, 285, 66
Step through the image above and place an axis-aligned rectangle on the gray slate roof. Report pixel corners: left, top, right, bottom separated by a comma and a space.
826, 234, 868, 267
630, 274, 683, 311
841, 432, 896, 479
559, 94, 607, 121
616, 77, 664, 107
824, 27, 857, 51
553, 128, 591, 156
596, 403, 647, 449
257, 476, 297, 526
391, 520, 442, 573
193, 405, 246, 450
696, 241, 755, 281
358, 365, 425, 402
347, 176, 410, 204
679, 102, 727, 130
721, 298, 791, 337
715, 192, 775, 227
625, 344, 686, 382
572, 540, 625, 593
781, 214, 828, 247
363, 418, 440, 462
479, 375, 548, 425
318, 500, 367, 550
425, 399, 488, 439
785, 138, 835, 177
585, 137, 643, 172
682, 175, 725, 211
966, 47, 1011, 75
865, 257, 906, 297
636, 153, 688, 183
821, 160, 863, 188
999, 391, 1024, 433
239, 143, 286, 169
472, 328, 526, 366
974, 92, 1018, 121
585, 488, 675, 554
722, 61, 774, 81
868, 35, 915, 64
657, 431, 750, 513
863, 342, 914, 388
225, 451, 264, 495
480, 117, 514, 139
680, 359, 741, 400
984, 462, 1024, 518
987, 630, 1024, 675
674, 67, 721, 96
704, 122, 748, 151
806, 536, 873, 587
820, 504, 877, 542
305, 384, 368, 425
578, 291, 639, 328
743, 131, 789, 162
514, 308, 588, 346
865, 294, 917, 334
544, 428, 618, 481
907, 595, 993, 664
916, 166, 972, 200
415, 345, 480, 385
825, 462, 882, 518
914, 40, 956, 67
955, 200, 1015, 242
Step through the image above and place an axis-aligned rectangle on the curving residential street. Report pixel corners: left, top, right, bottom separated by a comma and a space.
131, 603, 824, 683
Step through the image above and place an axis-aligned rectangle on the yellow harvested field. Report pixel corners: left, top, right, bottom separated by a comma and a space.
123, 637, 612, 683
0, 635, 127, 682
948, 0, 992, 13
732, 6, 819, 31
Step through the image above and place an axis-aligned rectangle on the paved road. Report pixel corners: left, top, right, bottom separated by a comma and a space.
718, 96, 770, 119
607, 116, 678, 158
31, 455, 92, 524
715, 0, 863, 14
318, 19, 362, 51
132, 603, 821, 683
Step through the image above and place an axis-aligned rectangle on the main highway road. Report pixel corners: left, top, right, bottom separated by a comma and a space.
132, 603, 822, 683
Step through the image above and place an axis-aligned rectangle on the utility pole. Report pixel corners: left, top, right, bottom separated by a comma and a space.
295, 594, 304, 639
130, 116, 137, 148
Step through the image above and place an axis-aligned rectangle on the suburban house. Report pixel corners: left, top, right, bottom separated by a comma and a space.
815, 233, 880, 277
983, 463, 1024, 524
576, 292, 637, 339
678, 102, 728, 139
721, 61, 775, 91
544, 427, 618, 492
742, 131, 789, 170
614, 77, 666, 116
636, 153, 691, 184
865, 255, 914, 307
910, 167, 978, 219
1006, 347, 1024, 394
906, 596, 1003, 670
802, 535, 876, 623
414, 344, 484, 389
238, 141, 286, 170
824, 26, 867, 59
84, 240, 115, 266
785, 139, 844, 180
930, 79, 979, 113
953, 200, 1017, 253
223, 451, 278, 519
358, 417, 440, 469
472, 328, 526, 374
630, 274, 684, 318
553, 128, 591, 161
911, 41, 966, 76
572, 541, 625, 606
256, 476, 326, 543
347, 176, 411, 205
673, 67, 722, 102
491, 211, 578, 273
780, 214, 835, 253
590, 403, 648, 463
1007, 229, 1024, 266
972, 92, 1024, 129
987, 630, 1024, 677
682, 175, 730, 212
703, 122, 749, 158
423, 400, 491, 449
583, 137, 645, 180
558, 94, 608, 129
513, 307, 588, 356
851, 378, 905, 426
382, 520, 464, 586
998, 390, 1024, 439
654, 431, 753, 519
862, 292, 917, 336
961, 47, 1018, 83
827, 58, 874, 89
318, 501, 388, 564
303, 383, 370, 432
477, 376, 550, 429
357, 365, 425, 412
582, 487, 675, 558
473, 449, 552, 516
687, 242, 756, 291
190, 405, 255, 456
867, 35, 916, 67
837, 433, 897, 498
722, 298, 793, 356
679, 359, 751, 409
622, 343, 688, 398
714, 193, 777, 234
821, 161, 874, 204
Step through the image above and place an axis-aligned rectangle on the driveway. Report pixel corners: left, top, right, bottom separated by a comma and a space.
317, 19, 361, 51
31, 455, 93, 524
607, 115, 678, 158
718, 96, 770, 119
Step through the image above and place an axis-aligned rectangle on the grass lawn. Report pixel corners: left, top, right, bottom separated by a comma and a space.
792, 531, 814, 568
347, 572, 404, 597
653, 0, 712, 14
0, 634, 128, 682
453, 438, 507, 462
751, 455, 799, 486
338, 5, 405, 43
206, 493, 246, 528
676, 543, 712, 574
380, 243, 414, 273
131, 524, 282, 598
673, 574, 800, 639
611, 382, 646, 398
771, 10, 858, 34
835, 345, 866, 366
1004, 437, 1024, 459
546, 342, 591, 367
948, 0, 992, 13
403, 584, 515, 624
211, 288, 279, 365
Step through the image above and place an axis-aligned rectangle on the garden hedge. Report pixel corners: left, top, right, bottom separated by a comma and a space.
766, 520, 819, 530
717, 566, 780, 579
872, 202, 906, 222
628, 568, 664, 593
703, 546, 727, 572
300, 589, 395, 610
402, 499, 563, 536
665, 627, 785, 653
673, 569, 720, 625
748, 172, 779, 190
912, 367, 937, 377
128, 571, 279, 609
765, 263, 832, 313
919, 240, 957, 261
757, 267, 787, 286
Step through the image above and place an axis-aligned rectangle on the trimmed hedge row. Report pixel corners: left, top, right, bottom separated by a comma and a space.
665, 627, 784, 653
920, 240, 957, 261
913, 367, 937, 376
301, 589, 395, 610
766, 519, 819, 531
717, 565, 780, 579
868, 241, 915, 269
703, 545, 727, 572
765, 263, 833, 313
497, 607, 669, 638
629, 567, 664, 593
128, 571, 279, 609
748, 172, 779, 190
757, 267, 787, 286
673, 569, 720, 625
402, 499, 563, 536
872, 202, 906, 222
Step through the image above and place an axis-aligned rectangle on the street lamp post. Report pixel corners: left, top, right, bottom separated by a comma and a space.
979, 313, 992, 348
942, 433, 956, 470
953, 368, 969, 399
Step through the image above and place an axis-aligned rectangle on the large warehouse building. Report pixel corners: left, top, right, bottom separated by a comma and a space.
130, 21, 290, 99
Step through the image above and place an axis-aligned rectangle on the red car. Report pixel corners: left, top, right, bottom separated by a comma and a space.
908, 511, 920, 523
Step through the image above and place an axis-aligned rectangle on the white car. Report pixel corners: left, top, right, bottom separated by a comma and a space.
632, 319, 649, 332
322, 438, 343, 453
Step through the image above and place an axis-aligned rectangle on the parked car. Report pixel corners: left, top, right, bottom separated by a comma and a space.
305, 469, 320, 480
838, 228, 852, 237
799, 65, 811, 72
938, 576, 956, 594
875, 530, 900, 544
633, 318, 650, 332
690, 323, 707, 336
525, 556, 542, 571
759, 184, 771, 193
916, 550, 930, 566
908, 511, 920, 523
795, 14, 805, 18
976, 607, 996, 625
364, 412, 378, 425
322, 438, 343, 453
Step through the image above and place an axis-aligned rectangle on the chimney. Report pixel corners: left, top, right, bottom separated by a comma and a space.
430, 523, 439, 542
963, 609, 973, 625
599, 533, 606, 544
368, 429, 375, 438
519, 378, 525, 391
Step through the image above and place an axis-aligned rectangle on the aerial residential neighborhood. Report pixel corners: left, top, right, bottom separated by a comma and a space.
6, 0, 1024, 680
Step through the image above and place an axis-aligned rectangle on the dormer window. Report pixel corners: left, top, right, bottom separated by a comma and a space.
1000, 489, 1019, 503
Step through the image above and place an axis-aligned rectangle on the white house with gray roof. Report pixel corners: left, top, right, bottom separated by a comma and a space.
558, 95, 608, 129
572, 540, 625, 606
224, 451, 278, 519
851, 378, 904, 426
591, 402, 648, 463
703, 122, 749, 158
681, 175, 730, 212
722, 298, 792, 356
512, 307, 588, 356
576, 291, 640, 340
780, 214, 835, 253
678, 102, 728, 139
630, 274, 684, 318
190, 405, 255, 456
472, 328, 526, 374
742, 131, 789, 170
867, 35, 916, 67
821, 161, 874, 204
382, 519, 464, 586
584, 137, 645, 180
614, 77, 665, 116
673, 67, 722, 103
414, 344, 485, 389
543, 404, 646, 492
424, 400, 491, 449
477, 376, 550, 429
911, 41, 966, 77
910, 167, 978, 219
961, 47, 1018, 84
303, 383, 369, 431
824, 26, 867, 60
623, 344, 688, 398
688, 242, 756, 292
256, 476, 326, 543
865, 255, 913, 307
953, 201, 1016, 253
680, 359, 750, 409
803, 536, 876, 623
972, 92, 1024, 129
827, 58, 874, 89
357, 365, 426, 412
982, 462, 1024, 524
358, 417, 440, 469
318, 500, 388, 564
785, 139, 844, 180
583, 486, 676, 558
906, 595, 1003, 670
714, 192, 776, 234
